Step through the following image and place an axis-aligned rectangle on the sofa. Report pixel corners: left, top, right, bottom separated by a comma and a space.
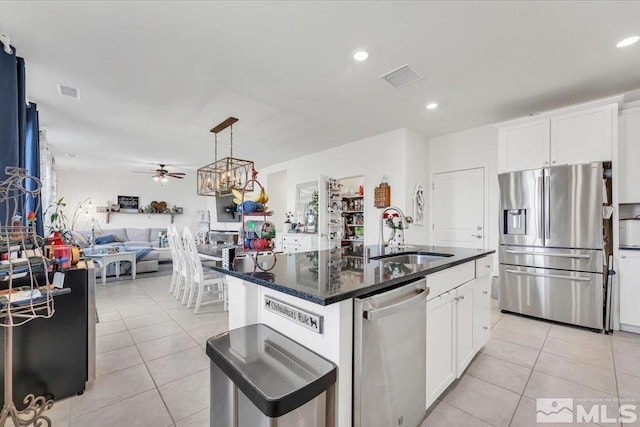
71, 227, 168, 276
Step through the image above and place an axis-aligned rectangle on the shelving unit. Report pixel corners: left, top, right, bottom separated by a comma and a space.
233, 176, 277, 274
103, 211, 182, 224
0, 167, 59, 426
341, 193, 364, 249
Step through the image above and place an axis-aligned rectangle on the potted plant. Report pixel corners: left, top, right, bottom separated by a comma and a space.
44, 197, 70, 243
305, 191, 319, 233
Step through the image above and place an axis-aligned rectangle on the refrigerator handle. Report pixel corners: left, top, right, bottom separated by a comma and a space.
537, 176, 544, 240
544, 175, 550, 240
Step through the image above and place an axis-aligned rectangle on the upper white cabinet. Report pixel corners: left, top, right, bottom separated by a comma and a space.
497, 97, 621, 173
550, 106, 614, 166
619, 102, 640, 203
499, 119, 550, 172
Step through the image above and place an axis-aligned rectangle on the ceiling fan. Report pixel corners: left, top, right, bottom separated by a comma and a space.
134, 164, 186, 182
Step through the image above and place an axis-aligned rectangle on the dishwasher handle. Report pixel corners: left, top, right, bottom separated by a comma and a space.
363, 287, 428, 321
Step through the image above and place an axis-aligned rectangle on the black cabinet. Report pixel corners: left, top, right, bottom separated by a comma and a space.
0, 266, 90, 408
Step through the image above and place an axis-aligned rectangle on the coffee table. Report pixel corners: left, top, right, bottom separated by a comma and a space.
87, 251, 136, 286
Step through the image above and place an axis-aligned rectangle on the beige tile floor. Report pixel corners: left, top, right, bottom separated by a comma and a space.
422, 300, 640, 427
39, 274, 640, 427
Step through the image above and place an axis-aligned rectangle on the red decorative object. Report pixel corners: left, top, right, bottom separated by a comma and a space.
47, 231, 64, 246
26, 211, 36, 222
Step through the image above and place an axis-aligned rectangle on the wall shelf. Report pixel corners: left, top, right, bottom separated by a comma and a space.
104, 211, 182, 224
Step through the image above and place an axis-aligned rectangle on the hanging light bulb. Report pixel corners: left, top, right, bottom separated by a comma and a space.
162, 176, 168, 183
153, 176, 159, 182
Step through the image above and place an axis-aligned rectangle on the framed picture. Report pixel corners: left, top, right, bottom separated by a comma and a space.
413, 184, 425, 225
118, 195, 139, 213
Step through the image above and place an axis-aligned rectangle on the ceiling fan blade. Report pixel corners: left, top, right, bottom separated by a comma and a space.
167, 174, 185, 179
167, 172, 186, 177
132, 170, 154, 174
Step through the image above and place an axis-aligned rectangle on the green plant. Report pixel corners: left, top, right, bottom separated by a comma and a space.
44, 197, 70, 241
308, 191, 319, 215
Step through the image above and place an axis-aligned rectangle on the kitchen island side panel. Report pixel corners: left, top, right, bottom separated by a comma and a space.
226, 276, 352, 427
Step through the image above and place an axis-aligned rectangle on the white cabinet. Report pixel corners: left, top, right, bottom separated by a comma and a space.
454, 281, 474, 376
497, 101, 618, 173
498, 119, 550, 172
425, 257, 493, 409
550, 106, 613, 166
473, 256, 492, 351
281, 233, 318, 253
619, 250, 640, 329
619, 103, 640, 203
426, 291, 455, 409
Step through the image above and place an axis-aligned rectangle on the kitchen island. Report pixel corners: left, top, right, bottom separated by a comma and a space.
204, 245, 494, 427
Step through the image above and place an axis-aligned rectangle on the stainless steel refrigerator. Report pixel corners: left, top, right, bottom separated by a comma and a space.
498, 162, 609, 330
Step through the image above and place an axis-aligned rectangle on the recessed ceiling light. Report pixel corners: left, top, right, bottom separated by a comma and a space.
353, 50, 369, 61
617, 36, 639, 48
426, 103, 438, 110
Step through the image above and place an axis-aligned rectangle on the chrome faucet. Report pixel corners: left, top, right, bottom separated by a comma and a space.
379, 206, 409, 248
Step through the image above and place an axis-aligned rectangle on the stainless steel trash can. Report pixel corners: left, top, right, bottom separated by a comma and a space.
206, 323, 337, 427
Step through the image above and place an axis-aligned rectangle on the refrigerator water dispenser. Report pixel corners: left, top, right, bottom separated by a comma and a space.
504, 209, 526, 235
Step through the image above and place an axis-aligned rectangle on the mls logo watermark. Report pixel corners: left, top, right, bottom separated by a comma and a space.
537, 398, 573, 423
536, 398, 638, 424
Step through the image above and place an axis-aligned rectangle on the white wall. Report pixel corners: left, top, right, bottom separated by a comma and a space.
404, 128, 430, 244
57, 170, 207, 233
259, 128, 429, 245
427, 124, 499, 255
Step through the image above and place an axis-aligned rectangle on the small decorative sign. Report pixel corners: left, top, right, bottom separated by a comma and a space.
118, 195, 139, 212
264, 296, 323, 334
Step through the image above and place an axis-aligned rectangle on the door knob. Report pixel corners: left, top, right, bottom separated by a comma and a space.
471, 234, 483, 239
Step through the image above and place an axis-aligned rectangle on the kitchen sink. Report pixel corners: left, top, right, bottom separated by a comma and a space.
371, 251, 453, 264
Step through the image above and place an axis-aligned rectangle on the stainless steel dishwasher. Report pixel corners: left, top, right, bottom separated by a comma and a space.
353, 278, 428, 427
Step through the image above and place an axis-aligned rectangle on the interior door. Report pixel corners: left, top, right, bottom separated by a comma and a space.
432, 168, 484, 249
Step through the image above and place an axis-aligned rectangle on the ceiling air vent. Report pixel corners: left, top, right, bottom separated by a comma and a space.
57, 83, 80, 99
380, 64, 423, 89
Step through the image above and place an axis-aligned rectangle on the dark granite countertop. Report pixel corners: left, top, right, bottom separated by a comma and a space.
201, 245, 494, 306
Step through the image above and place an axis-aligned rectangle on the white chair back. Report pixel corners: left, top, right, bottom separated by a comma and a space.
182, 227, 205, 281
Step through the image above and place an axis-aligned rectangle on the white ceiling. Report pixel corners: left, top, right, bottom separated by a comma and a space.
1, 1, 639, 174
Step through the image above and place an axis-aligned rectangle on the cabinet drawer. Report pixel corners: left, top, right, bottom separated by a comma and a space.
473, 277, 491, 315
282, 235, 300, 244
473, 308, 491, 351
475, 255, 493, 278
426, 262, 475, 300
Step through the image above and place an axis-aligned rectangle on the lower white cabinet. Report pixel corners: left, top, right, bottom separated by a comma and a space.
426, 291, 455, 409
425, 255, 493, 409
619, 250, 640, 329
454, 281, 474, 376
473, 256, 492, 351
281, 233, 318, 253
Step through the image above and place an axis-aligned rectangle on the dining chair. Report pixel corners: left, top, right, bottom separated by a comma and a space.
182, 226, 227, 314
167, 225, 180, 294
171, 226, 192, 302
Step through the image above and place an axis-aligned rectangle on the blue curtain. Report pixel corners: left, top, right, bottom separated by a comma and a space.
0, 46, 19, 226
25, 104, 43, 236
0, 46, 41, 232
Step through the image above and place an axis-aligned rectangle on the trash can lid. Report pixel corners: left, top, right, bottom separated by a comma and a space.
206, 323, 337, 418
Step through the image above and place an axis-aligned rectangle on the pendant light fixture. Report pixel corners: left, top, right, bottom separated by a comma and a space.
197, 117, 255, 196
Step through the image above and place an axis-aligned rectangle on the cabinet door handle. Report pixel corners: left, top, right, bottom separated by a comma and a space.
483, 326, 488, 330
455, 295, 465, 301
471, 234, 483, 239
482, 291, 488, 295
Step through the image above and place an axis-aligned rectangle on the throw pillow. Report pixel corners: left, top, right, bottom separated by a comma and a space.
95, 234, 116, 245
70, 231, 89, 248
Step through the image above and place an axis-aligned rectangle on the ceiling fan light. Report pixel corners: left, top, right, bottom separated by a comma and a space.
153, 176, 159, 182
161, 176, 168, 183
